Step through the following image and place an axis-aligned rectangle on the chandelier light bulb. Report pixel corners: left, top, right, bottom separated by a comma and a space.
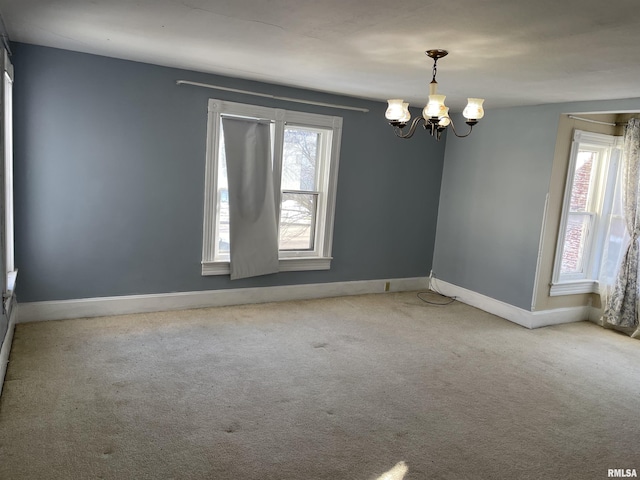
424, 94, 446, 118
385, 99, 405, 121
463, 98, 485, 120
439, 107, 451, 126
399, 102, 411, 123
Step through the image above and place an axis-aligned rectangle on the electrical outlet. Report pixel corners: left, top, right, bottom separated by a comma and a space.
384, 281, 390, 292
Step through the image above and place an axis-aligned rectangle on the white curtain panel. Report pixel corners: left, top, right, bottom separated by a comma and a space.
222, 117, 279, 280
598, 151, 629, 323
602, 118, 640, 338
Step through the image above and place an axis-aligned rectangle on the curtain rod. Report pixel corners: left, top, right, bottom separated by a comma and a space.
176, 80, 370, 113
568, 115, 627, 127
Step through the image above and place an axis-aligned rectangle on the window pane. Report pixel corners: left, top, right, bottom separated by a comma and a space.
569, 150, 596, 212
282, 127, 319, 191
279, 192, 317, 251
561, 213, 592, 274
216, 129, 230, 257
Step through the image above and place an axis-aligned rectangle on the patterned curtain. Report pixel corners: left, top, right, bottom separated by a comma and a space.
602, 118, 640, 338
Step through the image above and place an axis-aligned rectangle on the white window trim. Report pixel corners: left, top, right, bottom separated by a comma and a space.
550, 129, 621, 296
1, 49, 16, 313
201, 99, 342, 276
549, 279, 599, 296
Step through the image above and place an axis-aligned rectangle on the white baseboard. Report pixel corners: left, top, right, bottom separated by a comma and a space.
0, 298, 18, 398
17, 277, 429, 323
529, 305, 592, 329
432, 278, 589, 329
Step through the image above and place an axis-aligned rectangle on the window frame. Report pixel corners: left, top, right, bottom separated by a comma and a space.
278, 123, 334, 257
550, 129, 621, 296
201, 99, 342, 276
0, 49, 15, 314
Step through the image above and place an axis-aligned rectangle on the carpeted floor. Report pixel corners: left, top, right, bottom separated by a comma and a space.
0, 292, 639, 479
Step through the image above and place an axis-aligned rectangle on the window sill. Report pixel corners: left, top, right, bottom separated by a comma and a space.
550, 280, 599, 296
202, 257, 332, 276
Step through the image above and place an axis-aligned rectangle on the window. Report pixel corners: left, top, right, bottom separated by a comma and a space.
551, 130, 621, 295
1, 49, 15, 313
202, 99, 342, 276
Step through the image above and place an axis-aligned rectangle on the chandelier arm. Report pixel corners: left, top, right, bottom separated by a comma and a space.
448, 117, 474, 138
393, 116, 425, 139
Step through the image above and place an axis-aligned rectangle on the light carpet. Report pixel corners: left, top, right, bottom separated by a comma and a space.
0, 292, 639, 479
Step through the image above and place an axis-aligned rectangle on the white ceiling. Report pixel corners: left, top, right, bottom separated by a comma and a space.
2, 0, 640, 110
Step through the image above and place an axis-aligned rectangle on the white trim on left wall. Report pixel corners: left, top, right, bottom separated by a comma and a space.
0, 298, 18, 398
17, 277, 429, 323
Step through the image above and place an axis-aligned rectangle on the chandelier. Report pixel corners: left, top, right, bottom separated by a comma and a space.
385, 49, 485, 141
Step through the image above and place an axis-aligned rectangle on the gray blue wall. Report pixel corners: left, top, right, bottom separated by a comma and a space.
12, 43, 445, 302
434, 98, 640, 310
